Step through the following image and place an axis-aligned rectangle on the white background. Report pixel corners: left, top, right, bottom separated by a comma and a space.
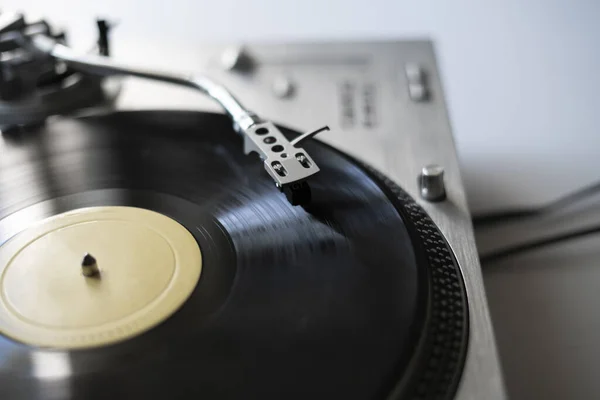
4, 1, 600, 399
7, 0, 600, 213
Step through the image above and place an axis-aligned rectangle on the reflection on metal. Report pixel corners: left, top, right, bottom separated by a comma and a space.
31, 351, 72, 380
31, 36, 321, 191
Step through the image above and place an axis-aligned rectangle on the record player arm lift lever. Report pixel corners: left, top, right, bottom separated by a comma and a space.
31, 36, 325, 205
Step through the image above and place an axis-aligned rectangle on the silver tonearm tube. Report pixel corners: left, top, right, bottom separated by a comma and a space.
31, 35, 323, 203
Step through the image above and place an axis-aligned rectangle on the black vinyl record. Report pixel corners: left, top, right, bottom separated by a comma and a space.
0, 111, 468, 400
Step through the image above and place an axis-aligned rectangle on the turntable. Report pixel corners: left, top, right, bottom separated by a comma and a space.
0, 13, 505, 399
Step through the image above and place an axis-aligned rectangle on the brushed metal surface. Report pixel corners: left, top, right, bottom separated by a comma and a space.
115, 40, 506, 399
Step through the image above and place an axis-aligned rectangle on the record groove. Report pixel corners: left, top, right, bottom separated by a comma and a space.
0, 111, 467, 400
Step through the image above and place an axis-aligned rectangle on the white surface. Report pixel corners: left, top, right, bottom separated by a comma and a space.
476, 203, 600, 399
4, 1, 600, 399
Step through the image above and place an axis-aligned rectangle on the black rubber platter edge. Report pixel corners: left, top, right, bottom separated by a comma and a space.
280, 125, 470, 400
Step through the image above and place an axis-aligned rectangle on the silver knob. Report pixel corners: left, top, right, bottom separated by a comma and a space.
220, 46, 253, 73
272, 75, 295, 99
419, 164, 446, 202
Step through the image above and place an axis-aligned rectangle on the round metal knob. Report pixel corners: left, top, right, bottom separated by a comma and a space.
220, 46, 253, 73
419, 164, 446, 202
272, 75, 295, 99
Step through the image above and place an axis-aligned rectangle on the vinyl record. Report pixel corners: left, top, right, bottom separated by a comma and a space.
0, 111, 468, 399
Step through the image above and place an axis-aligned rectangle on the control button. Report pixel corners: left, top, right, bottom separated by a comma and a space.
221, 46, 253, 73
339, 81, 355, 128
405, 63, 423, 84
405, 63, 429, 102
362, 83, 377, 128
272, 75, 295, 99
408, 83, 428, 102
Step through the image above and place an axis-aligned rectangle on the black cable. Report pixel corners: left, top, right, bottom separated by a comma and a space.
479, 224, 600, 264
472, 180, 600, 227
